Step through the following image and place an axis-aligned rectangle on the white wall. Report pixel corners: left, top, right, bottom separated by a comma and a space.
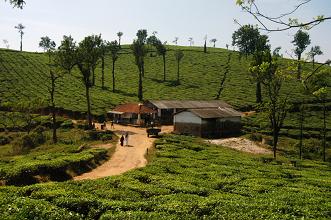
174, 111, 201, 124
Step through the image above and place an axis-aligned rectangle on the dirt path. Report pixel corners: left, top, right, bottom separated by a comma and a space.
208, 137, 272, 154
74, 124, 173, 180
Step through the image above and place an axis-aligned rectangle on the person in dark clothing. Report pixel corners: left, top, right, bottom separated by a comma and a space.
120, 135, 124, 146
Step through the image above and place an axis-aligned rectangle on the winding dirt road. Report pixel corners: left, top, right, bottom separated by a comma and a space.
74, 124, 172, 180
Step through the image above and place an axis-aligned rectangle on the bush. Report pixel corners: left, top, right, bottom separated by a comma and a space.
85, 130, 113, 141
60, 120, 74, 129
248, 133, 263, 142
0, 135, 11, 145
11, 128, 46, 154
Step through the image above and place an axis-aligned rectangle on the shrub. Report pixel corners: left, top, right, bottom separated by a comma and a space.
248, 133, 262, 142
0, 135, 11, 145
11, 127, 46, 154
85, 130, 113, 141
60, 120, 74, 129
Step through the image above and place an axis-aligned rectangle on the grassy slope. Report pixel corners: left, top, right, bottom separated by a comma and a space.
1, 46, 323, 114
0, 135, 329, 219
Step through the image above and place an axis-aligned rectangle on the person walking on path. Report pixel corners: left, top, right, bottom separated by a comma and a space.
120, 135, 124, 146
110, 120, 114, 129
125, 132, 129, 146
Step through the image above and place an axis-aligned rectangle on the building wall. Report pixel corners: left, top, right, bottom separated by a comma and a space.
174, 112, 241, 138
174, 111, 202, 136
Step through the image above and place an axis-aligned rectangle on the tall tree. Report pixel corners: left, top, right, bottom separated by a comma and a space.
109, 40, 120, 92
99, 40, 109, 90
3, 39, 9, 49
39, 36, 59, 143
90, 35, 102, 86
304, 67, 330, 161
251, 51, 291, 159
131, 29, 148, 101
147, 36, 167, 81
56, 35, 77, 74
15, 23, 25, 51
39, 36, 55, 52
76, 35, 102, 128
188, 37, 193, 46
210, 38, 217, 48
307, 45, 323, 68
173, 37, 179, 45
5, 0, 25, 9
117, 32, 123, 47
233, 24, 270, 103
204, 35, 207, 53
232, 24, 260, 58
292, 30, 311, 79
175, 49, 184, 85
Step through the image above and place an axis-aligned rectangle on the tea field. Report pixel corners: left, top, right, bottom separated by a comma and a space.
0, 135, 329, 219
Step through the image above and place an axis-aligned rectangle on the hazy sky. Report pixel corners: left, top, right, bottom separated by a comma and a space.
1, 0, 330, 62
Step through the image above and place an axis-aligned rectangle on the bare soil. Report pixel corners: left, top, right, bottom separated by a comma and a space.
74, 124, 173, 180
208, 137, 272, 154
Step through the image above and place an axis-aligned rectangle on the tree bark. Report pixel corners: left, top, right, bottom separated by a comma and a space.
297, 53, 302, 79
101, 56, 105, 89
50, 74, 57, 143
323, 101, 326, 162
273, 128, 279, 159
112, 59, 115, 92
85, 83, 92, 128
163, 54, 166, 81
20, 34, 23, 52
256, 81, 262, 103
138, 65, 143, 101
177, 61, 180, 85
92, 69, 95, 86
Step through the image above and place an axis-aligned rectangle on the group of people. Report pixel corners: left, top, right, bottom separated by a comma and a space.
120, 132, 129, 146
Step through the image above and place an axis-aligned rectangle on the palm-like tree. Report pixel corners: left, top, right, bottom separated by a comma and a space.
210, 38, 217, 48
175, 49, 184, 85
15, 23, 25, 51
308, 46, 323, 68
173, 37, 179, 45
109, 40, 120, 92
131, 29, 148, 101
188, 37, 194, 46
117, 32, 123, 47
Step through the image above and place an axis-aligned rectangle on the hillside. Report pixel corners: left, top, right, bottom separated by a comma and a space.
1, 46, 330, 137
1, 46, 323, 113
0, 135, 330, 219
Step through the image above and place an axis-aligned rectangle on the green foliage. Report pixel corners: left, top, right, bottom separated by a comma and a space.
0, 134, 330, 218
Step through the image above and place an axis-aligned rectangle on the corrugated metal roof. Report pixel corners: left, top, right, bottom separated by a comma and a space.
112, 103, 156, 114
148, 100, 232, 109
186, 107, 242, 119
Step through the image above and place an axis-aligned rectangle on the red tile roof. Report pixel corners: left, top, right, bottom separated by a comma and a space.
113, 103, 156, 114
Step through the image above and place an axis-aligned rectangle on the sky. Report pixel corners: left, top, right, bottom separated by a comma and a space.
1, 0, 330, 62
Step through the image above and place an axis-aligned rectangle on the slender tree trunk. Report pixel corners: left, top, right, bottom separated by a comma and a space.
85, 83, 92, 128
20, 34, 22, 52
93, 68, 96, 86
297, 53, 302, 79
163, 54, 166, 81
256, 82, 262, 103
204, 40, 207, 53
101, 56, 105, 89
177, 61, 180, 85
119, 37, 121, 47
312, 57, 315, 68
50, 75, 57, 143
142, 60, 145, 78
214, 42, 216, 48
112, 60, 115, 92
138, 65, 143, 101
323, 101, 326, 162
273, 128, 278, 159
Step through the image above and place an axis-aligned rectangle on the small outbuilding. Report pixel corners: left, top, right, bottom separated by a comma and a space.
145, 100, 233, 124
108, 103, 156, 126
174, 107, 242, 138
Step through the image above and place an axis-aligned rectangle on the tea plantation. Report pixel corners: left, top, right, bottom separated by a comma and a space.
0, 135, 329, 219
